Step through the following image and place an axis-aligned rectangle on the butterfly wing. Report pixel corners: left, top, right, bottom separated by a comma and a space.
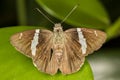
65, 28, 106, 56
10, 29, 59, 75
33, 35, 59, 75
59, 28, 106, 74
59, 37, 85, 74
10, 29, 52, 58
11, 30, 37, 57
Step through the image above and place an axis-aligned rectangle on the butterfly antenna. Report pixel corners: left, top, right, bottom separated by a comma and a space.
61, 4, 79, 24
36, 8, 55, 24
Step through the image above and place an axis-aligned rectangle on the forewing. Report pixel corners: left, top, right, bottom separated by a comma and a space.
65, 28, 107, 56
11, 30, 36, 57
10, 29, 52, 58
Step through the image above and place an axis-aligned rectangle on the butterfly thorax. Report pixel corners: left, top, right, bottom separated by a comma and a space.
53, 23, 64, 63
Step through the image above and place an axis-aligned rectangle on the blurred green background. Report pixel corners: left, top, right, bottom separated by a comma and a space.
0, 0, 120, 80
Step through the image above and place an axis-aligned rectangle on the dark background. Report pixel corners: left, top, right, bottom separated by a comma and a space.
0, 0, 120, 48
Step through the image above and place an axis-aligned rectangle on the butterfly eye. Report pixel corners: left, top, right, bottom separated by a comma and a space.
55, 27, 63, 32
54, 27, 62, 32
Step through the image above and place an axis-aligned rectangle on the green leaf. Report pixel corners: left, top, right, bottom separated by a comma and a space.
36, 0, 110, 29
0, 26, 93, 80
106, 17, 120, 40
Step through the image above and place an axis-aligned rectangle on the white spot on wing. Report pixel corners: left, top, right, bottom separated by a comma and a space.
94, 31, 98, 36
77, 28, 87, 54
19, 33, 23, 39
31, 29, 40, 56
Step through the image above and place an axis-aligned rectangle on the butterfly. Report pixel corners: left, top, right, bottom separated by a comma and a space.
10, 23, 106, 75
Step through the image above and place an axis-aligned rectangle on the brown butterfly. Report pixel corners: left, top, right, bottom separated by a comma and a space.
10, 5, 107, 75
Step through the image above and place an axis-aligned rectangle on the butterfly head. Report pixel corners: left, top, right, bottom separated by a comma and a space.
54, 23, 63, 33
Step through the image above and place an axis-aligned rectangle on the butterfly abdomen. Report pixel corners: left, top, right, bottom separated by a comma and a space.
53, 35, 64, 63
